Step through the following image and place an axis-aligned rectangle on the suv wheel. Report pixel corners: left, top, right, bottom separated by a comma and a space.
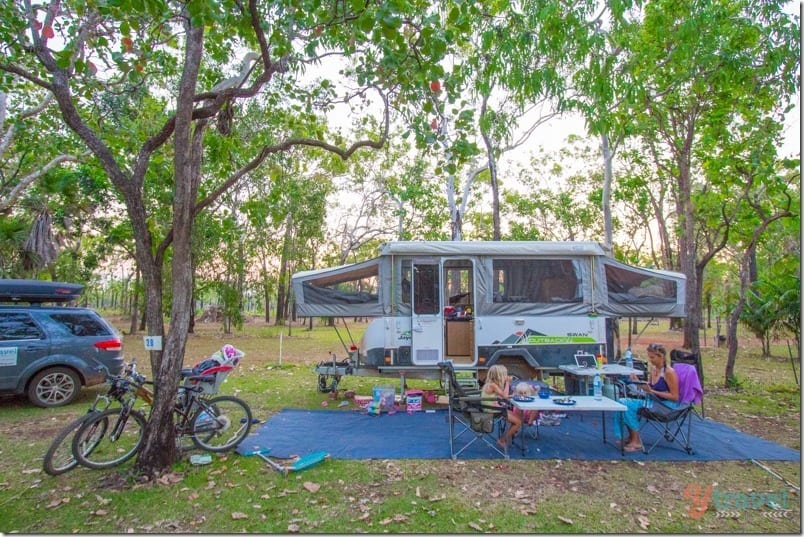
28, 367, 81, 408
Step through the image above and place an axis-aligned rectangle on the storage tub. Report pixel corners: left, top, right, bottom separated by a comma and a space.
373, 385, 395, 410
354, 395, 373, 409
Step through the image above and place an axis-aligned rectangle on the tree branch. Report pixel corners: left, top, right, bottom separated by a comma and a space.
0, 151, 89, 212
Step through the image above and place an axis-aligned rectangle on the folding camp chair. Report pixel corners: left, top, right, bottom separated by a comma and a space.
637, 362, 703, 454
613, 358, 649, 399
670, 349, 705, 417
439, 361, 511, 459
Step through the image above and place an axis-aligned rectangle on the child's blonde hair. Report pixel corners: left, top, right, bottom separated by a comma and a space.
514, 383, 535, 396
486, 364, 508, 388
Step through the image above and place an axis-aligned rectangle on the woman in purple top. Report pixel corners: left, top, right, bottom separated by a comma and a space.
616, 343, 680, 452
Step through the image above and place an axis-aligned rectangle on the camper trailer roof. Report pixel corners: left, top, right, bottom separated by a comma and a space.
378, 241, 606, 257
292, 258, 380, 286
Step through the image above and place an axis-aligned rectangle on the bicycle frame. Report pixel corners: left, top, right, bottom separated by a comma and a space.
71, 353, 251, 470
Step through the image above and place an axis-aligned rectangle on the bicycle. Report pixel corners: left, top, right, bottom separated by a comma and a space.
42, 359, 152, 476
71, 347, 252, 470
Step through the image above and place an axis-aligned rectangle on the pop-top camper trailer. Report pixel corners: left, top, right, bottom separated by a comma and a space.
291, 241, 685, 390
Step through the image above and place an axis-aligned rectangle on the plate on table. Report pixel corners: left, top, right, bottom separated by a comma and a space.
512, 395, 535, 403
553, 398, 577, 406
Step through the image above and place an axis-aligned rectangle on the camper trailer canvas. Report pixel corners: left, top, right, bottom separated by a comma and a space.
292, 241, 685, 384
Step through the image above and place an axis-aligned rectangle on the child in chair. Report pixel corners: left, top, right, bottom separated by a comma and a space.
482, 365, 522, 449
512, 382, 539, 426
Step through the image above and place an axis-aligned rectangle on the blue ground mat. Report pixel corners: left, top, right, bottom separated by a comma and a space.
236, 408, 800, 462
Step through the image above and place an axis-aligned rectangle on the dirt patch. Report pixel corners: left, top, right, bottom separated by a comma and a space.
2, 409, 85, 443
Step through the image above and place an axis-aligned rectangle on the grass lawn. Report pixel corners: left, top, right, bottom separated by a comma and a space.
0, 317, 799, 533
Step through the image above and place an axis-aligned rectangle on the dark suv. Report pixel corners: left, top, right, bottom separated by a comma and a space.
0, 279, 124, 407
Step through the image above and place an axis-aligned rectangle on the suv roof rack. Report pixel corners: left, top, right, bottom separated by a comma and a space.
0, 279, 84, 304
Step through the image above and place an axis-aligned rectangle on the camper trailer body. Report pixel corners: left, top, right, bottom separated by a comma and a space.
292, 241, 686, 381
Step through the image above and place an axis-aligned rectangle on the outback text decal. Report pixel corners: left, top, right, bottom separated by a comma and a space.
526, 335, 596, 344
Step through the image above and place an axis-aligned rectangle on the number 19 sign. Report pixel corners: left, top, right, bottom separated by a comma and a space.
143, 336, 163, 351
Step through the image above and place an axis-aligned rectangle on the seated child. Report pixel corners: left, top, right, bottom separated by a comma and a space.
512, 382, 539, 426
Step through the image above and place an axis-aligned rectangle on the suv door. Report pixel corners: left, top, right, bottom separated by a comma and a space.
40, 310, 123, 383
0, 311, 49, 391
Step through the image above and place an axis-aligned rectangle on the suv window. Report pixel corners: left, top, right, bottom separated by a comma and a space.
0, 312, 45, 341
48, 312, 111, 337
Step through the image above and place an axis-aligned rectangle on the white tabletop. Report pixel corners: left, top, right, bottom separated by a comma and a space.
511, 395, 626, 412
559, 364, 644, 377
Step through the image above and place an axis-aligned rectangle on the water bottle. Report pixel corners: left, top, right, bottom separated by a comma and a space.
593, 373, 602, 400
625, 347, 634, 369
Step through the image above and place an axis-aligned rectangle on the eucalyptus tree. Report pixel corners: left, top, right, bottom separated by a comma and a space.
0, 0, 480, 474
268, 162, 331, 324
0, 83, 88, 213
0, 81, 93, 275
194, 193, 248, 334
613, 144, 677, 269
380, 151, 449, 240
712, 151, 798, 384
502, 140, 606, 242
328, 141, 398, 263
616, 0, 799, 353
396, 1, 606, 241
569, 1, 638, 253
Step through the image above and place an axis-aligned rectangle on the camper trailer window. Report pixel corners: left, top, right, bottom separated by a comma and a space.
413, 264, 439, 314
301, 265, 379, 306
492, 259, 581, 303
400, 262, 412, 305
604, 264, 677, 304
445, 261, 472, 307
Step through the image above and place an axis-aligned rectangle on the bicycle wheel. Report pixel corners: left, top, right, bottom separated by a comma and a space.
43, 411, 106, 476
191, 396, 252, 452
72, 408, 146, 469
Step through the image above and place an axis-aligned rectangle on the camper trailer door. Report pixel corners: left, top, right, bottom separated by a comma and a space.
410, 261, 441, 364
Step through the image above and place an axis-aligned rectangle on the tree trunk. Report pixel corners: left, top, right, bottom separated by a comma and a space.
129, 267, 140, 335
676, 123, 699, 354
600, 134, 614, 253
139, 306, 147, 332
189, 305, 196, 334
479, 101, 501, 241
724, 304, 739, 386
135, 21, 206, 476
189, 257, 196, 335
261, 257, 271, 324
724, 250, 754, 386
275, 215, 293, 325
263, 284, 271, 324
